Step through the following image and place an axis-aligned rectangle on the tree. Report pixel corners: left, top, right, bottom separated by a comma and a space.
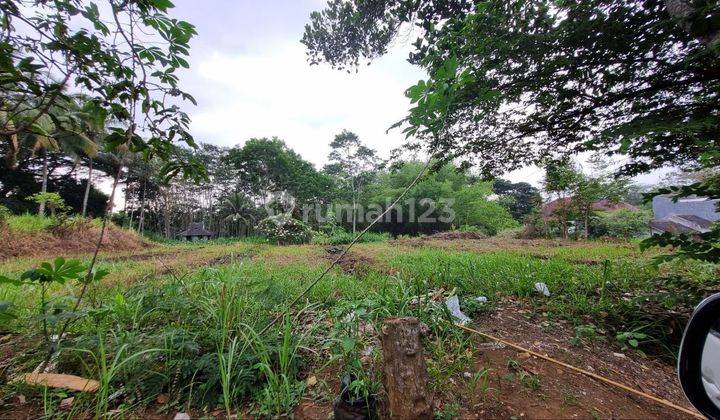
304, 0, 719, 177
227, 138, 335, 210
324, 130, 379, 233
0, 0, 204, 181
303, 0, 720, 260
492, 179, 540, 222
543, 162, 583, 240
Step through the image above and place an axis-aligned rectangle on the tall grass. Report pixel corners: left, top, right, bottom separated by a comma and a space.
6, 214, 53, 232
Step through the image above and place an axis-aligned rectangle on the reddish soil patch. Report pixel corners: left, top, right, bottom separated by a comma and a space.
458, 299, 698, 418
0, 223, 151, 261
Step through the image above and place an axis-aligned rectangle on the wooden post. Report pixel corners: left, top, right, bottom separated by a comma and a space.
380, 317, 433, 419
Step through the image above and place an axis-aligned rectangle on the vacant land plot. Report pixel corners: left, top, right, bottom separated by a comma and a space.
0, 237, 717, 418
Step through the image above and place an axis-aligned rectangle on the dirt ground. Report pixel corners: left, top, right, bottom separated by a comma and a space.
293, 299, 699, 419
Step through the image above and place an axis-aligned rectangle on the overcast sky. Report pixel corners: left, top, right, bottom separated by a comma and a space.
159, 0, 667, 187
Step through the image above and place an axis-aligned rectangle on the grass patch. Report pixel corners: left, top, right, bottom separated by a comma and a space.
6, 214, 54, 232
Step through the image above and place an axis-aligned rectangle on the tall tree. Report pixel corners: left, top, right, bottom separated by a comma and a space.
324, 130, 379, 233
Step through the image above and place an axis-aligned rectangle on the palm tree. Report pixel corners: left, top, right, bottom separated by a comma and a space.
222, 192, 254, 237
11, 99, 99, 216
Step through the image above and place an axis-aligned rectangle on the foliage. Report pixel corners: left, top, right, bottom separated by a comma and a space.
258, 215, 313, 245
304, 0, 720, 178
453, 184, 518, 235
27, 192, 66, 217
0, 257, 108, 349
324, 130, 378, 233
492, 179, 541, 222
0, 0, 204, 179
227, 137, 335, 207
590, 210, 651, 239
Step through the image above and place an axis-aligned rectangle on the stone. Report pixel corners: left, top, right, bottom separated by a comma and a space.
306, 375, 317, 387
173, 413, 191, 420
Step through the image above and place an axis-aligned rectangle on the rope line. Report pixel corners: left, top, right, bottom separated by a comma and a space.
257, 156, 435, 336
454, 323, 702, 418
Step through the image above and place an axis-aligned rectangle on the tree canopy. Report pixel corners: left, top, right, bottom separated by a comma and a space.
303, 0, 720, 177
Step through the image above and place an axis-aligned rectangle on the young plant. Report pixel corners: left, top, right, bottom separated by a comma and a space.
0, 258, 108, 351
616, 328, 649, 354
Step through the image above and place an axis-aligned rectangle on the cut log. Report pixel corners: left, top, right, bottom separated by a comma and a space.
380, 317, 433, 419
15, 373, 99, 392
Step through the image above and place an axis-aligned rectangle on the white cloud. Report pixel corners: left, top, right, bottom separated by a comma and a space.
188, 42, 426, 169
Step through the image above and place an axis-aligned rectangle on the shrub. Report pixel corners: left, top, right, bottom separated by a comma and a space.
258, 214, 312, 245
27, 192, 66, 217
589, 210, 651, 239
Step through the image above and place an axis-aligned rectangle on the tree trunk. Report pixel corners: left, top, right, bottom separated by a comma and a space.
351, 176, 357, 234
38, 149, 48, 216
380, 317, 433, 419
584, 211, 589, 240
82, 158, 93, 217
139, 179, 146, 234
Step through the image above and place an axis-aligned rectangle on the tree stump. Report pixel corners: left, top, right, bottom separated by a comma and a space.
380, 317, 433, 419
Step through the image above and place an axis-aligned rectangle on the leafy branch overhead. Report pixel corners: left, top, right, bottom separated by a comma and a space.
304, 0, 720, 178
0, 0, 205, 180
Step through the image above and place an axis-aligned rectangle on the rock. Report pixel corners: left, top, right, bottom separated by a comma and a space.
306, 375, 318, 387
517, 352, 531, 360
59, 397, 74, 410
534, 282, 551, 297
463, 372, 472, 379
613, 352, 627, 359
156, 393, 169, 404
173, 413, 191, 420
15, 394, 26, 405
445, 295, 471, 325
15, 373, 99, 392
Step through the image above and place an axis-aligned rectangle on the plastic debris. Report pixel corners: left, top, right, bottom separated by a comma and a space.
476, 296, 488, 303
534, 282, 551, 297
446, 295, 472, 325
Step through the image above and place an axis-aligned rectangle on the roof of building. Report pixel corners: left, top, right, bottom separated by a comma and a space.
542, 198, 638, 220
178, 222, 214, 237
650, 215, 714, 235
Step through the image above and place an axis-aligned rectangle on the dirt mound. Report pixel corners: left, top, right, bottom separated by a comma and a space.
0, 221, 152, 261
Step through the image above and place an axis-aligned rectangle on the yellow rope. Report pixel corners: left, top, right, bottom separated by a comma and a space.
454, 323, 703, 419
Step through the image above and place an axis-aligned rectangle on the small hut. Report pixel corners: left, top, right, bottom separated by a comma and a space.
178, 222, 214, 241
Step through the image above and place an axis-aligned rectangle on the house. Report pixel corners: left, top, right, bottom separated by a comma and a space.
178, 222, 214, 241
650, 195, 719, 235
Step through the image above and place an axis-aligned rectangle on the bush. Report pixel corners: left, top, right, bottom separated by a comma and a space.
258, 214, 313, 245
312, 229, 390, 245
589, 210, 651, 239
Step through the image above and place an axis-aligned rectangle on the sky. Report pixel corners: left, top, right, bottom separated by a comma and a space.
155, 0, 667, 188
168, 0, 428, 171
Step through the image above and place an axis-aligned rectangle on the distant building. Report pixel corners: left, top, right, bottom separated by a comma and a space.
178, 222, 214, 241
650, 196, 719, 235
